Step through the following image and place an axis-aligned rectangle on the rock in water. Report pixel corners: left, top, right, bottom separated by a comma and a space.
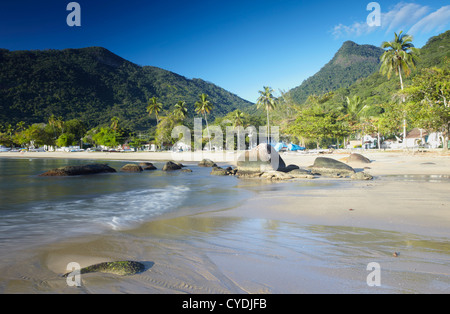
39, 164, 117, 176
310, 157, 355, 177
121, 164, 143, 172
198, 159, 217, 167
62, 261, 145, 277
162, 161, 182, 171
347, 153, 371, 164
237, 144, 286, 173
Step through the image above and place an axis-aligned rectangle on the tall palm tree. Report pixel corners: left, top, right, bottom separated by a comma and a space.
147, 97, 163, 125
110, 116, 120, 131
195, 93, 214, 151
174, 101, 188, 121
380, 31, 420, 148
256, 86, 278, 144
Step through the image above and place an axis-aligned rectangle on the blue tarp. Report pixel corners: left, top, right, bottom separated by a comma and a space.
288, 144, 305, 151
274, 143, 287, 151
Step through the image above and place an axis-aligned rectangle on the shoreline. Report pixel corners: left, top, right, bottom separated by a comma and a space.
0, 151, 449, 293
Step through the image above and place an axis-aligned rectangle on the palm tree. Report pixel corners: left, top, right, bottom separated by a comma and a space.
110, 116, 120, 131
256, 86, 278, 144
174, 101, 188, 121
380, 31, 420, 148
147, 97, 163, 125
195, 93, 214, 151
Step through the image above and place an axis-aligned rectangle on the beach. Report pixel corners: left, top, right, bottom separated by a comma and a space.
0, 150, 449, 294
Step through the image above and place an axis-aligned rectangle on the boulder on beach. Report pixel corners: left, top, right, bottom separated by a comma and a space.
139, 162, 157, 170
198, 159, 217, 167
39, 164, 117, 177
162, 161, 182, 171
347, 153, 371, 164
310, 157, 355, 177
237, 144, 286, 173
260, 171, 294, 181
121, 164, 143, 172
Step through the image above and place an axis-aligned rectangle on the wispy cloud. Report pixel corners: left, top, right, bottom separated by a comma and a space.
332, 2, 450, 39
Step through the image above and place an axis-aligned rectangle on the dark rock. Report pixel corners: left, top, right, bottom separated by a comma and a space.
348, 153, 371, 164
139, 162, 157, 170
39, 164, 116, 176
310, 157, 355, 177
237, 144, 286, 173
181, 168, 193, 173
162, 161, 182, 171
121, 164, 143, 172
280, 164, 300, 172
198, 159, 217, 167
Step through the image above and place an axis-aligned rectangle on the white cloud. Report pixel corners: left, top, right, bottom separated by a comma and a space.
332, 2, 449, 39
408, 6, 450, 35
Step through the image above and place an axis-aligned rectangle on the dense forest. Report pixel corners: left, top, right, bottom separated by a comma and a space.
0, 47, 255, 131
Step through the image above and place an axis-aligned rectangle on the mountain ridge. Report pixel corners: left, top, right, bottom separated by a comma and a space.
287, 40, 385, 104
0, 47, 254, 130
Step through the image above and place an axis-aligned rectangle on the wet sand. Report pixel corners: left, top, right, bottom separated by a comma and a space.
0, 150, 449, 294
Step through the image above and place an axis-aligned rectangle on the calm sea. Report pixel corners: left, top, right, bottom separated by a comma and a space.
0, 157, 248, 255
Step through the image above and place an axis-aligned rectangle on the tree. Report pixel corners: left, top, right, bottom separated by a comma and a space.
256, 86, 278, 144
174, 101, 188, 121
403, 67, 450, 150
195, 93, 214, 150
147, 97, 163, 125
380, 31, 420, 148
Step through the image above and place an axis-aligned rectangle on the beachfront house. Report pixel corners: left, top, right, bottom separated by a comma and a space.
405, 128, 442, 149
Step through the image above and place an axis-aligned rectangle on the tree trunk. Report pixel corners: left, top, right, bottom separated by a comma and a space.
398, 67, 407, 149
204, 114, 212, 151
266, 109, 270, 144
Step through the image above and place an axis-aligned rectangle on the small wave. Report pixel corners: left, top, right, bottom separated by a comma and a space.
0, 185, 191, 251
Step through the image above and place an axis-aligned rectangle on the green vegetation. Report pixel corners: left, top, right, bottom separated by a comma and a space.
1, 31, 448, 151
0, 47, 254, 131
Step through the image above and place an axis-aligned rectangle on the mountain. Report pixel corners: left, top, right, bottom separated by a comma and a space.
0, 47, 254, 130
288, 41, 385, 104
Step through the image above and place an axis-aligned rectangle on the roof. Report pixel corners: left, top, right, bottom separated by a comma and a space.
406, 128, 429, 139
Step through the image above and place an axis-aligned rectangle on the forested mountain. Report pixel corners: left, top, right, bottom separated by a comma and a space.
0, 47, 254, 130
287, 41, 385, 104
332, 30, 450, 107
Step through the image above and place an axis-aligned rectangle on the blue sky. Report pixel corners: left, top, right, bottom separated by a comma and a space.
1, 0, 449, 102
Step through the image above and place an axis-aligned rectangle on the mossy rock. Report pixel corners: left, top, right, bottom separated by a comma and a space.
62, 261, 146, 277
198, 159, 217, 167
121, 164, 143, 172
